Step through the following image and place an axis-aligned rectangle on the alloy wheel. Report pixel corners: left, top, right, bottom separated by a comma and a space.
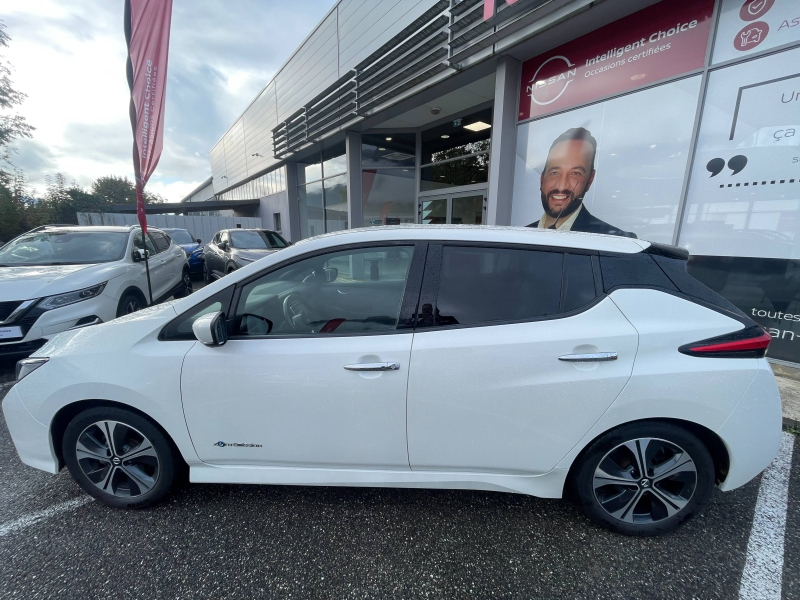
124, 299, 141, 314
592, 437, 697, 524
182, 271, 193, 294
74, 420, 160, 498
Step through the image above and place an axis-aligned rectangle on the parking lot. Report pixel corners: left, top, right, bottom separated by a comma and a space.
0, 358, 795, 599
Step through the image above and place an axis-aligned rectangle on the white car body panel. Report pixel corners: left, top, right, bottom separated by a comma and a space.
182, 334, 413, 468
0, 226, 783, 502
407, 297, 638, 474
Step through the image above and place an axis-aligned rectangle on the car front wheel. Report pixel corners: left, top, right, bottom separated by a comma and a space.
173, 269, 193, 298
62, 407, 177, 509
573, 421, 714, 536
116, 291, 145, 317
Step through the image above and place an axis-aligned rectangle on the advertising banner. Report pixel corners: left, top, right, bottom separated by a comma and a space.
713, 0, 800, 64
518, 0, 714, 122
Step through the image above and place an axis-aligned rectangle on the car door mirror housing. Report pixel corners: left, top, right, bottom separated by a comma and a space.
132, 249, 149, 262
196, 238, 202, 244
324, 267, 338, 283
192, 311, 228, 346
220, 241, 229, 251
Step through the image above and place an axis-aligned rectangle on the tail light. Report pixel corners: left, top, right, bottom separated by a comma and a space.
679, 325, 771, 359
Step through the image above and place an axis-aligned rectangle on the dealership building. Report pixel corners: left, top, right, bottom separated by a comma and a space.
208, 0, 800, 363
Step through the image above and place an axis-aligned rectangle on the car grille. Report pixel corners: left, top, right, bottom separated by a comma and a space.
0, 300, 23, 323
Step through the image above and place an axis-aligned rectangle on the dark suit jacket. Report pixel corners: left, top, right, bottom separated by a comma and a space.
527, 206, 637, 239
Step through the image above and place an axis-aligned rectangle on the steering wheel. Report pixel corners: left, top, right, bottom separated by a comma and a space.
282, 294, 314, 332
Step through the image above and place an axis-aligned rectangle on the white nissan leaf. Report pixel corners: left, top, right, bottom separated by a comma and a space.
0, 225, 192, 357
2, 227, 782, 536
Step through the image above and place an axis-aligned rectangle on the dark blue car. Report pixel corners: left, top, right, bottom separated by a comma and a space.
162, 228, 204, 277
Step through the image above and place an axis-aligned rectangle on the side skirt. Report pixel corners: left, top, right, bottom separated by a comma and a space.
189, 464, 569, 498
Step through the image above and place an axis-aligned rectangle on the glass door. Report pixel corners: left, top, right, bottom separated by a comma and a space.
419, 191, 486, 224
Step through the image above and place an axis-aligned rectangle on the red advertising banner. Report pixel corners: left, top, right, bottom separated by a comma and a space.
518, 0, 714, 121
124, 0, 173, 233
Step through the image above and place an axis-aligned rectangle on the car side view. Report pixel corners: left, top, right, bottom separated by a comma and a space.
161, 228, 204, 279
0, 225, 192, 358
203, 228, 289, 282
2, 227, 782, 536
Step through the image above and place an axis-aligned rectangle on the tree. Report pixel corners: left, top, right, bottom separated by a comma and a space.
90, 174, 165, 205
0, 20, 34, 173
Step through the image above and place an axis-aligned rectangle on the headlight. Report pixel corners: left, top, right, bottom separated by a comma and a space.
16, 357, 49, 382
38, 282, 107, 310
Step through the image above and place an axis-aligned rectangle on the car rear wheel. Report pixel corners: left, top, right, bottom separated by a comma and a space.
116, 291, 145, 317
173, 269, 193, 298
62, 407, 176, 509
574, 421, 714, 536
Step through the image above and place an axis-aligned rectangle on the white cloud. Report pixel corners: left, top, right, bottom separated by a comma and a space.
3, 0, 335, 202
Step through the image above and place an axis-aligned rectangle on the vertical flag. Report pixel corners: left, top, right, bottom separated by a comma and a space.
124, 0, 173, 235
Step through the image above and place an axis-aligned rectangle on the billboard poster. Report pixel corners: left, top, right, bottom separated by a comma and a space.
517, 0, 714, 122
511, 77, 702, 243
713, 0, 800, 64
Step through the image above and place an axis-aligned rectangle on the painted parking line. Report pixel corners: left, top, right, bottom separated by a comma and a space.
738, 432, 795, 600
0, 496, 92, 538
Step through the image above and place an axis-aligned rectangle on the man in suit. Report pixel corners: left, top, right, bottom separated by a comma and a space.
526, 127, 636, 239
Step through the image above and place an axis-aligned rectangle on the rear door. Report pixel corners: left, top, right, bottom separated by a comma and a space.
406, 244, 639, 475
151, 230, 183, 290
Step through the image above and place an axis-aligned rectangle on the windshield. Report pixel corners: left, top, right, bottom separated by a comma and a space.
0, 231, 129, 266
230, 230, 288, 250
164, 229, 195, 245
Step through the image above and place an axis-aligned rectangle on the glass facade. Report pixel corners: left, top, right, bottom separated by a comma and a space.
361, 135, 417, 227
298, 143, 348, 237
218, 167, 286, 201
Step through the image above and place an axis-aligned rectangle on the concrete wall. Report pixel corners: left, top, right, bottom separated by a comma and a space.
76, 213, 262, 247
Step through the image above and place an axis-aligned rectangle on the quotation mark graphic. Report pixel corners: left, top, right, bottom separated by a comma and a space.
707, 155, 748, 177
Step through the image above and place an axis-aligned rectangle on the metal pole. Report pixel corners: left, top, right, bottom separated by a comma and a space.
144, 251, 153, 304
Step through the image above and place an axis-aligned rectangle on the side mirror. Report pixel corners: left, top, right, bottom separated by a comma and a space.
324, 267, 338, 283
192, 311, 228, 346
196, 238, 202, 244
220, 241, 229, 252
132, 249, 149, 262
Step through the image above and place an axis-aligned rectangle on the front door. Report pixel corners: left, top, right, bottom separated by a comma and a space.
406, 244, 638, 475
181, 243, 423, 469
419, 191, 486, 225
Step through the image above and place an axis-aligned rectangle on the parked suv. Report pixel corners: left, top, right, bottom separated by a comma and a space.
203, 228, 289, 282
3, 227, 781, 536
161, 228, 203, 278
0, 225, 191, 357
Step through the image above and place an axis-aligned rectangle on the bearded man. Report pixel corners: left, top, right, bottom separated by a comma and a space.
526, 127, 636, 239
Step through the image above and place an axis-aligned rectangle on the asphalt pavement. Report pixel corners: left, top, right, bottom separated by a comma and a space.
0, 358, 797, 598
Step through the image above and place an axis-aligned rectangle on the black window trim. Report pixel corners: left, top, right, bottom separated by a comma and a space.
414, 241, 606, 333
224, 240, 429, 340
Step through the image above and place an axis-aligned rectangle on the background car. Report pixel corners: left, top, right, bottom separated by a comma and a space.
0, 225, 191, 357
2, 226, 782, 537
161, 228, 204, 279
203, 228, 289, 282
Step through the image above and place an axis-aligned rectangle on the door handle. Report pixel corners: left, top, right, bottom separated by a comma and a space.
558, 352, 618, 362
344, 362, 400, 371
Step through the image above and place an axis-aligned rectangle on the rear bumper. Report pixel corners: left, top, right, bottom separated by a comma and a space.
717, 364, 783, 491
1, 386, 59, 474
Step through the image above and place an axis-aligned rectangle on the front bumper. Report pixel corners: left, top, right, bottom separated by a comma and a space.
1, 385, 59, 473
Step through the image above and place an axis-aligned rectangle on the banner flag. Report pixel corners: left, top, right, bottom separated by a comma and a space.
124, 0, 173, 234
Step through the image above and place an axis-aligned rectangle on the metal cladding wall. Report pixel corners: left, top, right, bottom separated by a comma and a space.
210, 0, 440, 194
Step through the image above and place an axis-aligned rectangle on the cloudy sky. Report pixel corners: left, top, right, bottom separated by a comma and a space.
2, 0, 335, 201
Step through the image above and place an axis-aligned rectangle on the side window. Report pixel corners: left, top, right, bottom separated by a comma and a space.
233, 245, 415, 337
133, 232, 157, 256
563, 253, 597, 312
434, 246, 562, 326
150, 231, 170, 254
161, 288, 235, 341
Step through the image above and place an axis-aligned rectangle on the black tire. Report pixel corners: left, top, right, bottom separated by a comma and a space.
116, 290, 145, 318
62, 406, 177, 509
226, 265, 237, 276
203, 261, 212, 284
573, 421, 714, 536
173, 268, 193, 298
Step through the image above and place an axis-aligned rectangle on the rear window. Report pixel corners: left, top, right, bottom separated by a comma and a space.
434, 246, 563, 326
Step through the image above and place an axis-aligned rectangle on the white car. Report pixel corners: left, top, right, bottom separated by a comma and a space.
2, 226, 782, 536
0, 225, 192, 357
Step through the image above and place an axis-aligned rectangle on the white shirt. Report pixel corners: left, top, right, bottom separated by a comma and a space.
536, 204, 583, 231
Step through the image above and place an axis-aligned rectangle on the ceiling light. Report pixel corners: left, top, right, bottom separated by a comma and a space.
464, 121, 491, 132
379, 147, 386, 150
385, 137, 392, 141
441, 134, 450, 139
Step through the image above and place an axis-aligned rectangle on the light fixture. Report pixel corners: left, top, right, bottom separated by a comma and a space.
379, 147, 386, 151
441, 134, 450, 139
385, 136, 392, 141
464, 121, 491, 132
